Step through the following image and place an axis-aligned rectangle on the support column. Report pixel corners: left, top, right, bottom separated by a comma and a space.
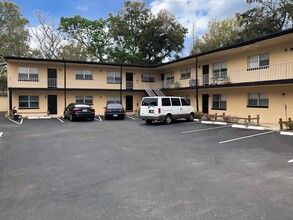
195, 56, 199, 111
64, 61, 67, 108
120, 66, 122, 104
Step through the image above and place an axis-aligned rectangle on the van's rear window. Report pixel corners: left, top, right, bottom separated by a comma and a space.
142, 98, 158, 106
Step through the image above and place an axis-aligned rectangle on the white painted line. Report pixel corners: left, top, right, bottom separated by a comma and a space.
280, 131, 293, 136
98, 116, 102, 121
181, 125, 231, 134
288, 159, 293, 163
0, 132, 3, 137
219, 131, 275, 144
232, 124, 265, 130
8, 118, 23, 125
201, 121, 213, 124
28, 116, 51, 119
127, 116, 136, 120
57, 118, 64, 123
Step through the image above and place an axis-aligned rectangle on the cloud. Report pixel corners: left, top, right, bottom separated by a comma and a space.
76, 5, 88, 12
150, 0, 252, 36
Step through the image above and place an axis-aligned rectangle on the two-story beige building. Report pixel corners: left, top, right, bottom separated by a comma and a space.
5, 28, 293, 127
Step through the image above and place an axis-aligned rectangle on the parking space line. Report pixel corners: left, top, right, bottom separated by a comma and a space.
181, 125, 231, 133
0, 132, 3, 137
219, 131, 275, 144
57, 118, 64, 123
98, 116, 102, 121
127, 116, 136, 120
288, 159, 293, 163
158, 121, 199, 127
8, 118, 23, 125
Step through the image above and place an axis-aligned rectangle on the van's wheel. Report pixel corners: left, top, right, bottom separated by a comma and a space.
145, 119, 152, 124
164, 114, 172, 125
188, 113, 195, 122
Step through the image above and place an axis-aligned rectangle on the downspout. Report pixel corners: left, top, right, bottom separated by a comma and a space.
195, 56, 199, 111
64, 61, 67, 108
120, 65, 122, 104
9, 88, 12, 111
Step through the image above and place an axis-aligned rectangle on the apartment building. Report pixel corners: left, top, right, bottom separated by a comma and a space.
5, 28, 293, 126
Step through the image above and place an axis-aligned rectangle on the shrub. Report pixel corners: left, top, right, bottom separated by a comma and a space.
194, 111, 203, 119
285, 121, 293, 130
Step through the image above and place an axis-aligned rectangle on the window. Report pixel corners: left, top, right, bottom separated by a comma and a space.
76, 70, 93, 80
248, 53, 269, 69
248, 93, 269, 107
142, 98, 158, 106
166, 73, 174, 85
181, 98, 189, 106
213, 62, 227, 79
141, 73, 155, 82
181, 68, 191, 79
107, 72, 121, 84
19, 95, 39, 108
162, 98, 171, 106
171, 98, 181, 106
18, 67, 39, 81
76, 96, 93, 105
212, 94, 226, 110
181, 95, 191, 105
107, 96, 121, 105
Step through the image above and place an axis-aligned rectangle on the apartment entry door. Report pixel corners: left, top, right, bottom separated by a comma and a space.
202, 94, 209, 114
48, 95, 57, 114
125, 95, 133, 111
126, 72, 133, 90
48, 69, 57, 88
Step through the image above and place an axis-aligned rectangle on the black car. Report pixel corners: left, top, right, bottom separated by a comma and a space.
104, 103, 125, 120
64, 103, 95, 121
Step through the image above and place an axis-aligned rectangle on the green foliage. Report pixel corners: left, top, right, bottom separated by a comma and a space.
60, 16, 112, 62
194, 111, 203, 119
0, 1, 29, 61
191, 17, 242, 54
0, 70, 7, 91
285, 121, 293, 130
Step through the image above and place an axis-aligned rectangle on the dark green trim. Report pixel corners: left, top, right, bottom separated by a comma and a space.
211, 108, 226, 110
247, 105, 269, 108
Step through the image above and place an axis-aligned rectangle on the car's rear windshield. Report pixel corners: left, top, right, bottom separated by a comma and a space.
75, 104, 91, 108
141, 98, 158, 106
107, 104, 123, 109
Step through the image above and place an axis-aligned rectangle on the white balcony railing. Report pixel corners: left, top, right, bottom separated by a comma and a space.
8, 62, 293, 89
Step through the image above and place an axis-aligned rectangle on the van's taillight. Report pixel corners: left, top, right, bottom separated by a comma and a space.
158, 108, 161, 114
73, 107, 81, 111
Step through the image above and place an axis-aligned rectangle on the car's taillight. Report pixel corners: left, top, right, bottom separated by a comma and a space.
158, 108, 161, 114
106, 109, 112, 113
90, 107, 95, 111
73, 107, 81, 111
121, 108, 125, 112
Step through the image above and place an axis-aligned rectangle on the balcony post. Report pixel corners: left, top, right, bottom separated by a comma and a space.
120, 65, 122, 104
64, 60, 67, 108
196, 56, 199, 111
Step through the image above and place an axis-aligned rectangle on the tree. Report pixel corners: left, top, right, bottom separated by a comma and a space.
60, 15, 111, 62
0, 1, 29, 60
108, 1, 187, 64
190, 17, 243, 54
236, 0, 293, 40
30, 11, 64, 59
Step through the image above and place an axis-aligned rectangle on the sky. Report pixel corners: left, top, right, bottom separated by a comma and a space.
12, 0, 253, 57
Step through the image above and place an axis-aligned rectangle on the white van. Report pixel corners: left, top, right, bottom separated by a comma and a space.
139, 96, 195, 124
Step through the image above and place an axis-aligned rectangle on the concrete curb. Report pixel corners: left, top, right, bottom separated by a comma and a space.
201, 120, 228, 125
232, 124, 265, 130
280, 131, 293, 136
28, 116, 51, 119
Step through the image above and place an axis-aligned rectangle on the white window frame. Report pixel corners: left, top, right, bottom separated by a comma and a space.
18, 67, 39, 81
141, 73, 155, 82
248, 53, 269, 69
181, 68, 191, 79
18, 95, 39, 109
166, 72, 174, 85
106, 96, 121, 105
212, 94, 226, 110
75, 70, 93, 80
248, 93, 269, 107
107, 72, 121, 84
75, 96, 93, 105
213, 62, 227, 79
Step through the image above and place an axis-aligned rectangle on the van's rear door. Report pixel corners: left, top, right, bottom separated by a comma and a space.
140, 97, 158, 117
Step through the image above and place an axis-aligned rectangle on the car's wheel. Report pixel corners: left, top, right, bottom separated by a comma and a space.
188, 113, 195, 122
69, 114, 74, 121
164, 114, 172, 125
145, 119, 152, 124
104, 115, 108, 120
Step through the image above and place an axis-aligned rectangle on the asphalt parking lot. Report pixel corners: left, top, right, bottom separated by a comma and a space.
0, 115, 293, 220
